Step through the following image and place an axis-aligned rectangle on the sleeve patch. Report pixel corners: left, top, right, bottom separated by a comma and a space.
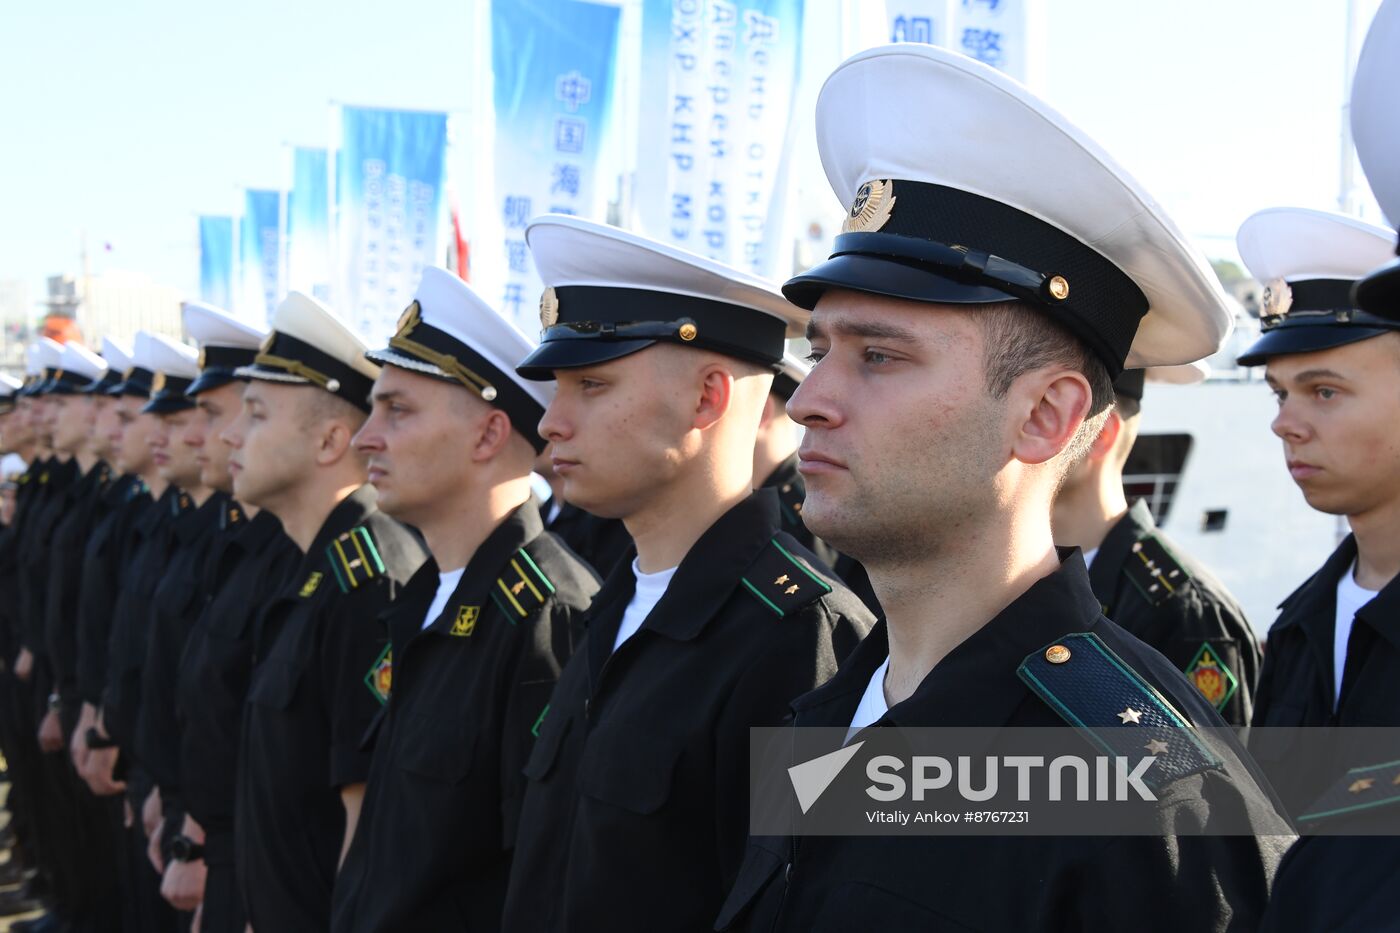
1017, 631, 1221, 792
1298, 759, 1400, 825
740, 537, 833, 619
364, 644, 392, 705
327, 526, 387, 593
1184, 641, 1239, 711
1123, 536, 1190, 607
491, 547, 556, 621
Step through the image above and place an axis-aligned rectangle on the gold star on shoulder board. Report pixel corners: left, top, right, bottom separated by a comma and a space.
784, 584, 799, 595
1144, 739, 1169, 756
1117, 707, 1143, 724
511, 580, 526, 596
774, 574, 790, 586
1350, 778, 1376, 794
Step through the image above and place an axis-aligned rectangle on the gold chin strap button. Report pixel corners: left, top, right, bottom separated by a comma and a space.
1047, 275, 1070, 301
481, 386, 498, 402
678, 323, 698, 342
326, 379, 341, 393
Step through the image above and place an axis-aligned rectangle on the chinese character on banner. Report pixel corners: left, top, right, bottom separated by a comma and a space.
960, 27, 1004, 65
489, 0, 621, 331
892, 15, 935, 43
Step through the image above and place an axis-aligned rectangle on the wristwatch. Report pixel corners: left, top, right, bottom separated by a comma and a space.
170, 835, 205, 863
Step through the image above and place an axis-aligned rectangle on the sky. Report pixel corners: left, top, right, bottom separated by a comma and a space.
0, 0, 1386, 315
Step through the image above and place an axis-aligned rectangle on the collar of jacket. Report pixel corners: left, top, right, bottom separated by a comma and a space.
1086, 499, 1156, 609
584, 488, 784, 644
791, 548, 1104, 730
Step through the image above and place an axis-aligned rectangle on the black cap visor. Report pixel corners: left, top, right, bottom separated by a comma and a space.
186, 370, 245, 398
1236, 323, 1393, 367
784, 250, 1017, 311
516, 336, 658, 381
140, 393, 198, 415
1353, 257, 1400, 318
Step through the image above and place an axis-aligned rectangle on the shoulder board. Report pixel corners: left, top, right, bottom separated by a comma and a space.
17, 473, 30, 485
326, 525, 388, 593
1122, 535, 1190, 607
1297, 759, 1400, 826
490, 546, 556, 622
773, 476, 807, 531
740, 536, 832, 619
1017, 631, 1220, 793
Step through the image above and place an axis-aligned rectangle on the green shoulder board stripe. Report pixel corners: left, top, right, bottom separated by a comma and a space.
490, 547, 555, 621
1017, 631, 1220, 793
1298, 759, 1400, 825
327, 526, 388, 593
740, 536, 832, 619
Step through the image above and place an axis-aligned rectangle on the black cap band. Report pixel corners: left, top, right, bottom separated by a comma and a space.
188, 345, 259, 397
43, 369, 100, 396
519, 284, 786, 380
784, 181, 1149, 375
141, 375, 198, 414
107, 366, 156, 399
83, 370, 124, 395
369, 302, 548, 453
241, 332, 376, 412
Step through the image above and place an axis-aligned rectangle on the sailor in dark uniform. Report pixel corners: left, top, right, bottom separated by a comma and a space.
162, 302, 282, 933
499, 217, 874, 933
333, 268, 600, 933
756, 353, 878, 614
1053, 364, 1259, 725
716, 45, 1291, 932
40, 342, 127, 930
1254, 11, 1400, 927
227, 292, 426, 933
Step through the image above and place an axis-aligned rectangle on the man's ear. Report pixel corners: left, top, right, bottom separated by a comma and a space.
1011, 370, 1092, 466
1086, 409, 1123, 462
315, 418, 357, 466
472, 409, 514, 462
693, 364, 735, 431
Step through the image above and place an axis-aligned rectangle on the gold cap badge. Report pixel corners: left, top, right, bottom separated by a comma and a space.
841, 179, 897, 234
151, 371, 166, 393
1260, 278, 1293, 322
396, 301, 421, 337
540, 287, 560, 329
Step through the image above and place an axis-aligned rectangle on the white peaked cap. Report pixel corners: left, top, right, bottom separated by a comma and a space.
100, 337, 134, 374
182, 300, 267, 350
368, 267, 554, 446
136, 333, 200, 379
1236, 208, 1395, 283
798, 43, 1234, 370
58, 343, 108, 382
1352, 0, 1400, 226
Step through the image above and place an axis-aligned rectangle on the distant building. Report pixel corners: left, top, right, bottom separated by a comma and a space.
0, 278, 29, 372
69, 271, 184, 348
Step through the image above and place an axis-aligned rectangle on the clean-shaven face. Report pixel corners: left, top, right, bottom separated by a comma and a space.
791, 290, 1007, 565
49, 394, 95, 455
222, 381, 320, 511
151, 408, 205, 488
188, 381, 245, 494
355, 365, 487, 524
537, 345, 700, 520
1266, 333, 1400, 518
89, 396, 118, 460
111, 396, 157, 475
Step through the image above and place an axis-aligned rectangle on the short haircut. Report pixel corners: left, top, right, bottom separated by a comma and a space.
973, 301, 1116, 467
298, 386, 368, 432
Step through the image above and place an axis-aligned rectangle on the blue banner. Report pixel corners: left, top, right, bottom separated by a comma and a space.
199, 215, 234, 310
288, 146, 331, 302
490, 0, 621, 328
633, 0, 804, 278
239, 189, 283, 324
336, 105, 448, 338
